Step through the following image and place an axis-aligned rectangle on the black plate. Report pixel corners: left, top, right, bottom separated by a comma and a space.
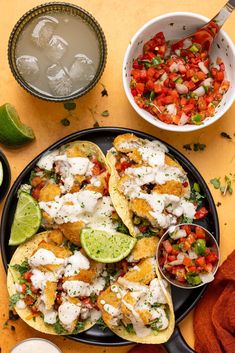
0, 127, 219, 346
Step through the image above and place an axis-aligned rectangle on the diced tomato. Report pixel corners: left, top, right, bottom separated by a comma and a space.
162, 240, 173, 254
139, 225, 148, 233
31, 182, 45, 201
30, 285, 39, 294
24, 295, 35, 306
195, 226, 206, 239
31, 305, 39, 314
139, 70, 148, 82
31, 176, 43, 187
182, 103, 195, 114
153, 83, 163, 93
188, 266, 198, 273
82, 298, 92, 305
147, 67, 156, 79
181, 225, 192, 235
197, 97, 207, 111
187, 233, 196, 244
136, 82, 145, 94
182, 257, 192, 267
168, 255, 177, 262
194, 207, 208, 219
205, 252, 218, 264
216, 71, 224, 81
21, 283, 27, 293
146, 80, 154, 90
196, 71, 206, 81
23, 271, 32, 282
131, 88, 138, 97
195, 256, 206, 267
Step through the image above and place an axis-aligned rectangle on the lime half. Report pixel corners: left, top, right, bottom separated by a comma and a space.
81, 229, 136, 263
0, 161, 3, 186
0, 103, 35, 146
9, 192, 41, 246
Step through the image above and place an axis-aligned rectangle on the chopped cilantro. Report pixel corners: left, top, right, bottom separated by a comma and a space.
54, 320, 68, 335
216, 202, 222, 207
93, 121, 100, 128
180, 215, 193, 224
193, 143, 206, 151
96, 318, 108, 331
9, 294, 21, 310
124, 323, 135, 333
72, 321, 85, 334
11, 259, 29, 275
60, 118, 70, 126
116, 222, 129, 234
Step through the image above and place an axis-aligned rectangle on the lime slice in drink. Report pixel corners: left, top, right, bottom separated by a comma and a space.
0, 161, 3, 186
0, 103, 35, 146
9, 192, 41, 246
81, 229, 137, 263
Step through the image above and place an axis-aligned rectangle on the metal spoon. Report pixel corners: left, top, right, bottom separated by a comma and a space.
172, 0, 235, 52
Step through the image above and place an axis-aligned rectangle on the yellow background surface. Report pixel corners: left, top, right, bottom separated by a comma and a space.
0, 0, 234, 352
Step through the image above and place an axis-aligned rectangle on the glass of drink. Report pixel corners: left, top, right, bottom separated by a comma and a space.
8, 2, 107, 102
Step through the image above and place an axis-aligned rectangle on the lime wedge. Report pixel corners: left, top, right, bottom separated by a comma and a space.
0, 103, 35, 146
81, 229, 136, 263
9, 192, 41, 246
0, 161, 3, 186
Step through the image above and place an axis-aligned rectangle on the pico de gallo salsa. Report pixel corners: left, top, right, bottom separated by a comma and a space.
158, 224, 219, 286
130, 31, 230, 125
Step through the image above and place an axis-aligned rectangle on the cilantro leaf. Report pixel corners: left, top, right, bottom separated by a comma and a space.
11, 260, 29, 275
210, 178, 221, 189
64, 102, 76, 111
60, 118, 70, 126
193, 143, 206, 151
101, 110, 109, 117
101, 84, 108, 97
9, 294, 21, 310
96, 318, 108, 331
72, 321, 85, 334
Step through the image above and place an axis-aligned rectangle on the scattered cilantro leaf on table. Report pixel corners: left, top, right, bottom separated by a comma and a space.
64, 101, 76, 111
101, 110, 109, 117
183, 143, 206, 151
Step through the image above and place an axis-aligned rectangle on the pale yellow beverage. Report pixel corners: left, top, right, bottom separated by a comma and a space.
9, 339, 62, 353
15, 13, 100, 97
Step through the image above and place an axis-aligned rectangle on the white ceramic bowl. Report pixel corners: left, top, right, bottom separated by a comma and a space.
123, 12, 235, 132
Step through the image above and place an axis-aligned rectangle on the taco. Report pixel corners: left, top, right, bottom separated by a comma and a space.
25, 140, 127, 246
106, 133, 196, 237
7, 230, 108, 335
97, 236, 175, 343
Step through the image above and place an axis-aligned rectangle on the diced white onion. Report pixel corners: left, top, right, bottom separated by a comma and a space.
166, 103, 177, 115
177, 252, 186, 261
199, 272, 215, 283
198, 62, 209, 74
170, 228, 187, 240
176, 83, 188, 94
169, 62, 179, 72
188, 249, 198, 260
183, 38, 192, 49
159, 72, 168, 82
179, 112, 189, 125
193, 86, 205, 97
202, 77, 213, 88
175, 49, 181, 56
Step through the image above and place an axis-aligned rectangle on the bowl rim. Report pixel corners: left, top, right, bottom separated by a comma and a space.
8, 1, 107, 102
0, 149, 11, 202
123, 11, 235, 132
156, 222, 220, 289
8, 338, 62, 353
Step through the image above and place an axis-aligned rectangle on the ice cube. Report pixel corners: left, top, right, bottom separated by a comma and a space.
31, 15, 58, 48
16, 55, 40, 83
46, 35, 68, 62
47, 64, 72, 96
69, 54, 96, 83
